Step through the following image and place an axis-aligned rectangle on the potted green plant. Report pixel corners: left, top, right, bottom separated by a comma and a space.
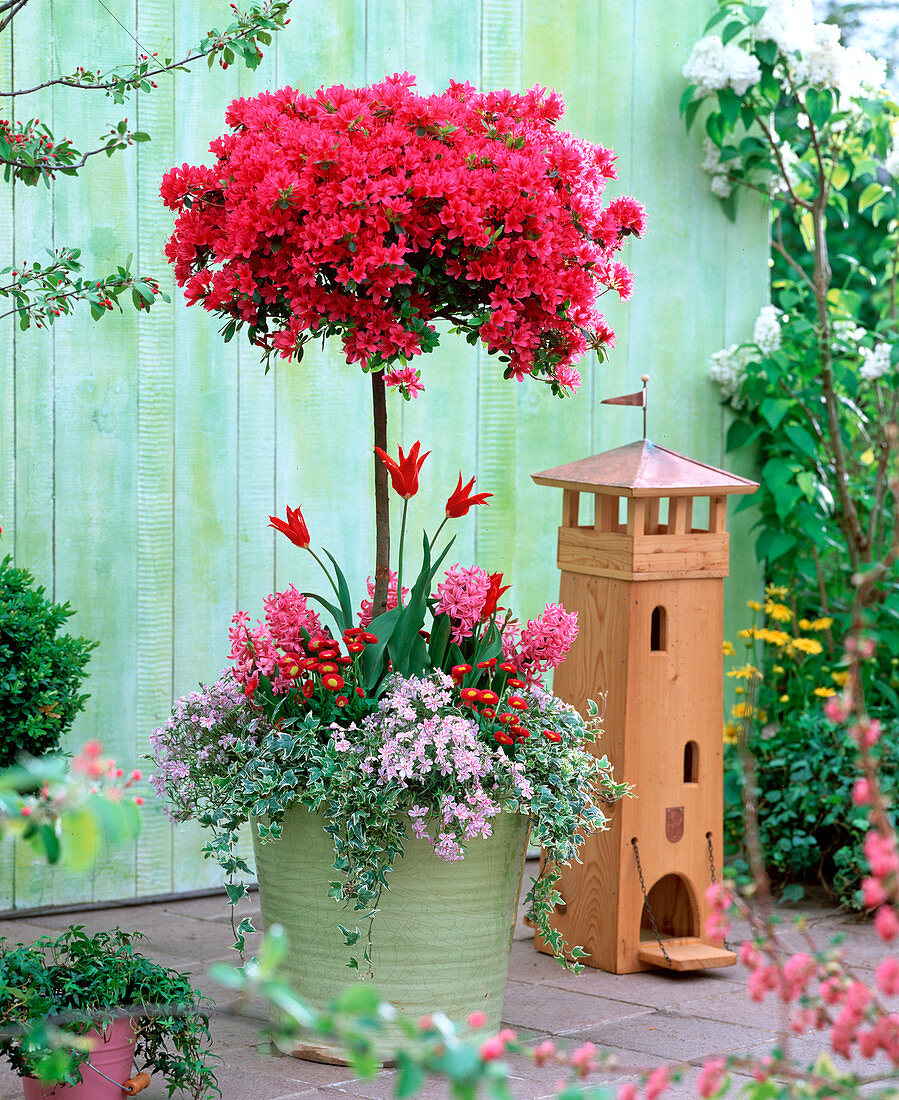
0, 927, 219, 1099
0, 553, 96, 768
150, 453, 630, 1061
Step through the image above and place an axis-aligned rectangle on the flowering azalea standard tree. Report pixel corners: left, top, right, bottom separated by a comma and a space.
161, 73, 644, 616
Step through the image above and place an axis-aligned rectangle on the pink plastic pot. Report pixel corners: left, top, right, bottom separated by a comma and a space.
22, 1018, 136, 1100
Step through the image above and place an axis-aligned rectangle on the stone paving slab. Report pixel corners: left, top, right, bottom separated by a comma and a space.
0, 873, 894, 1099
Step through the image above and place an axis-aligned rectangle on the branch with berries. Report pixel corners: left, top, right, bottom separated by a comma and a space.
0, 248, 166, 330
0, 117, 150, 186
0, 1, 292, 99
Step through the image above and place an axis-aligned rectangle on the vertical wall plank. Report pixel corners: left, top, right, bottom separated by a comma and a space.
0, 8, 16, 910
134, 0, 177, 897
167, 2, 244, 891
50, 0, 141, 904
10, 0, 63, 910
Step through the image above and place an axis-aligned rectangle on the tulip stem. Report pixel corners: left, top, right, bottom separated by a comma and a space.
308, 547, 342, 603
428, 516, 448, 553
396, 498, 409, 608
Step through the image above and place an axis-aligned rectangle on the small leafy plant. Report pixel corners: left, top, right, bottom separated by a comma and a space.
0, 555, 97, 768
0, 926, 219, 1097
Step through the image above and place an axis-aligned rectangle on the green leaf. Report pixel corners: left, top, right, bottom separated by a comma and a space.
744, 4, 768, 24
796, 470, 817, 501
755, 528, 798, 564
783, 423, 818, 456
679, 84, 698, 115
395, 1052, 426, 1099
705, 111, 724, 145
684, 98, 703, 132
704, 7, 730, 32
721, 19, 744, 45
334, 982, 381, 1016
760, 397, 791, 430
804, 87, 834, 130
830, 163, 850, 191
320, 548, 354, 631
858, 182, 885, 214
718, 87, 741, 127
726, 418, 763, 452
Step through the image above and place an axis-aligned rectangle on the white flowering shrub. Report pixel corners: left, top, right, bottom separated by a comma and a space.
685, 0, 899, 711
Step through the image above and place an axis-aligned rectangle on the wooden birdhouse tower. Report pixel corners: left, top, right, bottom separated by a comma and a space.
532, 438, 758, 973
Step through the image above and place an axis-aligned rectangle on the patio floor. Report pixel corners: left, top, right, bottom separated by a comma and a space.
0, 861, 892, 1099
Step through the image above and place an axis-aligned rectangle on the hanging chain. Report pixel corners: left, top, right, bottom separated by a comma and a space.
706, 831, 730, 951
706, 831, 717, 885
631, 837, 671, 964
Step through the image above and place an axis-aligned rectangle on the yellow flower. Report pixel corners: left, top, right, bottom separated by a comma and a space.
780, 694, 790, 702
735, 686, 745, 695
726, 664, 763, 680
756, 627, 792, 647
814, 686, 836, 697
765, 584, 789, 598
773, 664, 785, 674
723, 722, 740, 744
723, 640, 736, 656
747, 599, 762, 612
798, 618, 812, 630
831, 670, 849, 686
792, 636, 823, 656
732, 702, 756, 719
738, 628, 756, 640
809, 617, 833, 632
860, 448, 875, 466
765, 600, 793, 623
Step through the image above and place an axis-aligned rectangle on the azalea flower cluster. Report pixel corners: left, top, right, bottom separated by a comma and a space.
160, 73, 645, 394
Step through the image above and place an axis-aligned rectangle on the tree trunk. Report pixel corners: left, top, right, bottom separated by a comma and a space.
371, 369, 390, 619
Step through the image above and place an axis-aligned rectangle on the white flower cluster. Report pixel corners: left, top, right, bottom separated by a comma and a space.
859, 342, 894, 381
752, 305, 783, 356
832, 319, 866, 351
754, 0, 814, 56
709, 344, 755, 404
709, 305, 784, 404
885, 144, 899, 179
683, 35, 762, 97
791, 22, 886, 98
701, 137, 738, 198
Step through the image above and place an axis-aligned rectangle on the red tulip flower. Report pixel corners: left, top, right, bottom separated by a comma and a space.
445, 473, 492, 518
268, 504, 310, 549
481, 572, 511, 620
374, 441, 430, 499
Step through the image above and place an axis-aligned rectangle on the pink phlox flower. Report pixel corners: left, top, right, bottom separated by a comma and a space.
877, 957, 899, 997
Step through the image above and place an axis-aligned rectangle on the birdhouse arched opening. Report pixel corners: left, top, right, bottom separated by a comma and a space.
650, 605, 667, 651
683, 740, 699, 783
639, 873, 699, 942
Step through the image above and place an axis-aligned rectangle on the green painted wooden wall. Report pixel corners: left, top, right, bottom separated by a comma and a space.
0, 0, 768, 909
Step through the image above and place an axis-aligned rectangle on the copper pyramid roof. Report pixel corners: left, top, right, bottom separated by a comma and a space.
532, 439, 759, 498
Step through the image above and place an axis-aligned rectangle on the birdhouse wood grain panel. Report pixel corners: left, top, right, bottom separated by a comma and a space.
532, 440, 758, 973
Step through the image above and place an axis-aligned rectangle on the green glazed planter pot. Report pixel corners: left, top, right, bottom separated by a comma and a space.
252, 804, 531, 1062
